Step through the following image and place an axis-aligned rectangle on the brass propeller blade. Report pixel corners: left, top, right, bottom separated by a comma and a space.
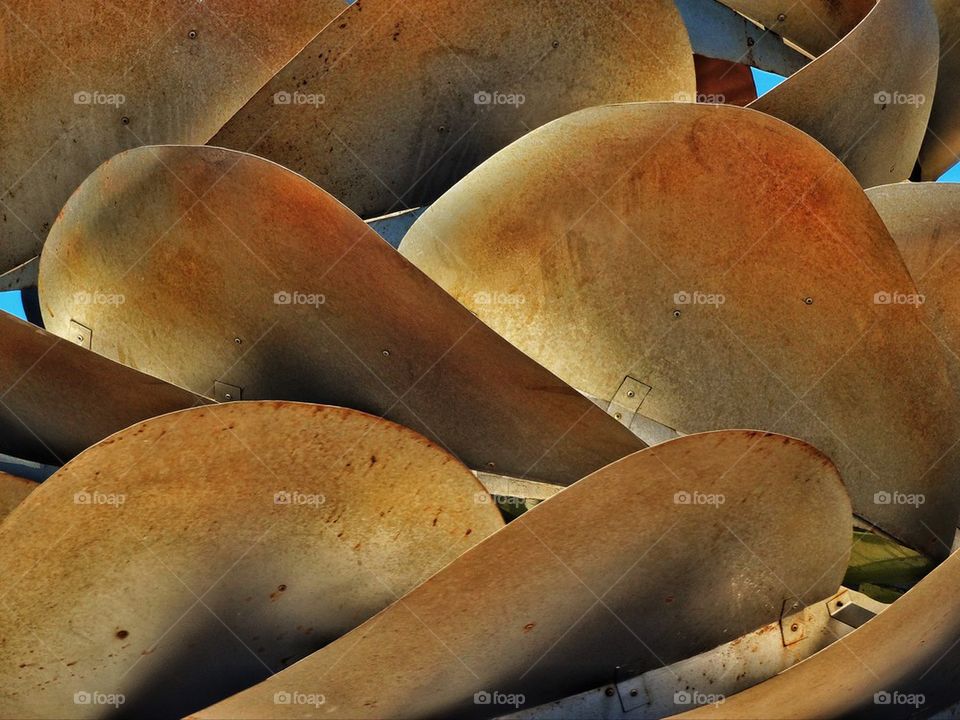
192, 430, 852, 720
867, 182, 960, 360
208, 0, 696, 220
0, 401, 505, 718
0, 309, 208, 465
717, 0, 875, 56
0, 0, 345, 285
399, 101, 960, 560
0, 471, 36, 521
918, 0, 960, 181
38, 145, 644, 485
671, 549, 960, 718
748, 0, 939, 188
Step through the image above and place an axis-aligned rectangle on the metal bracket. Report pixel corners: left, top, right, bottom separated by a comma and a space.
779, 598, 809, 646
827, 588, 885, 629
69, 319, 92, 349
213, 381, 243, 403
607, 376, 652, 428
614, 667, 651, 713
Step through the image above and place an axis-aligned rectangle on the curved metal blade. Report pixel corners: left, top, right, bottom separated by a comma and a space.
747, 0, 939, 188
0, 309, 208, 465
670, 549, 960, 719
918, 0, 960, 180
192, 430, 852, 719
208, 0, 696, 220
0, 471, 36, 521
867, 182, 960, 356
0, 401, 505, 718
399, 101, 960, 560
0, 0, 345, 283
38, 145, 644, 485
717, 0, 875, 57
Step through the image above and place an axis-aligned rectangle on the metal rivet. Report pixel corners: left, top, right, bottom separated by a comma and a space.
551, 40, 560, 49
629, 689, 639, 698
76, 335, 84, 343
121, 116, 130, 125
746, 37, 755, 47
234, 337, 242, 345
626, 390, 635, 398
224, 393, 233, 401
836, 600, 844, 607
778, 13, 786, 21
487, 461, 495, 468
382, 349, 390, 356
614, 412, 623, 420
437, 125, 446, 133
803, 297, 813, 305
673, 309, 682, 318
790, 622, 799, 632
188, 29, 198, 39
604, 688, 615, 697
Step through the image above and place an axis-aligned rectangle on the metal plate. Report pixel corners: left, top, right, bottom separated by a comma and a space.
208, 0, 696, 220
0, 0, 345, 283
717, 0, 876, 56
918, 0, 960, 180
693, 55, 758, 107
867, 183, 960, 357
193, 430, 852, 719
0, 471, 36, 522
0, 401, 505, 718
38, 145, 645, 485
399, 101, 960, 560
671, 548, 960, 719
748, 0, 939, 188
0, 309, 209, 465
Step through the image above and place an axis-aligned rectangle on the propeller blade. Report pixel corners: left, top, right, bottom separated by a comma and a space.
717, 0, 876, 57
0, 310, 208, 465
0, 471, 36, 521
38, 145, 644, 484
748, 0, 939, 188
0, 0, 345, 284
192, 430, 851, 719
918, 0, 960, 180
208, 0, 696, 220
399, 101, 960, 559
0, 401, 505, 718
